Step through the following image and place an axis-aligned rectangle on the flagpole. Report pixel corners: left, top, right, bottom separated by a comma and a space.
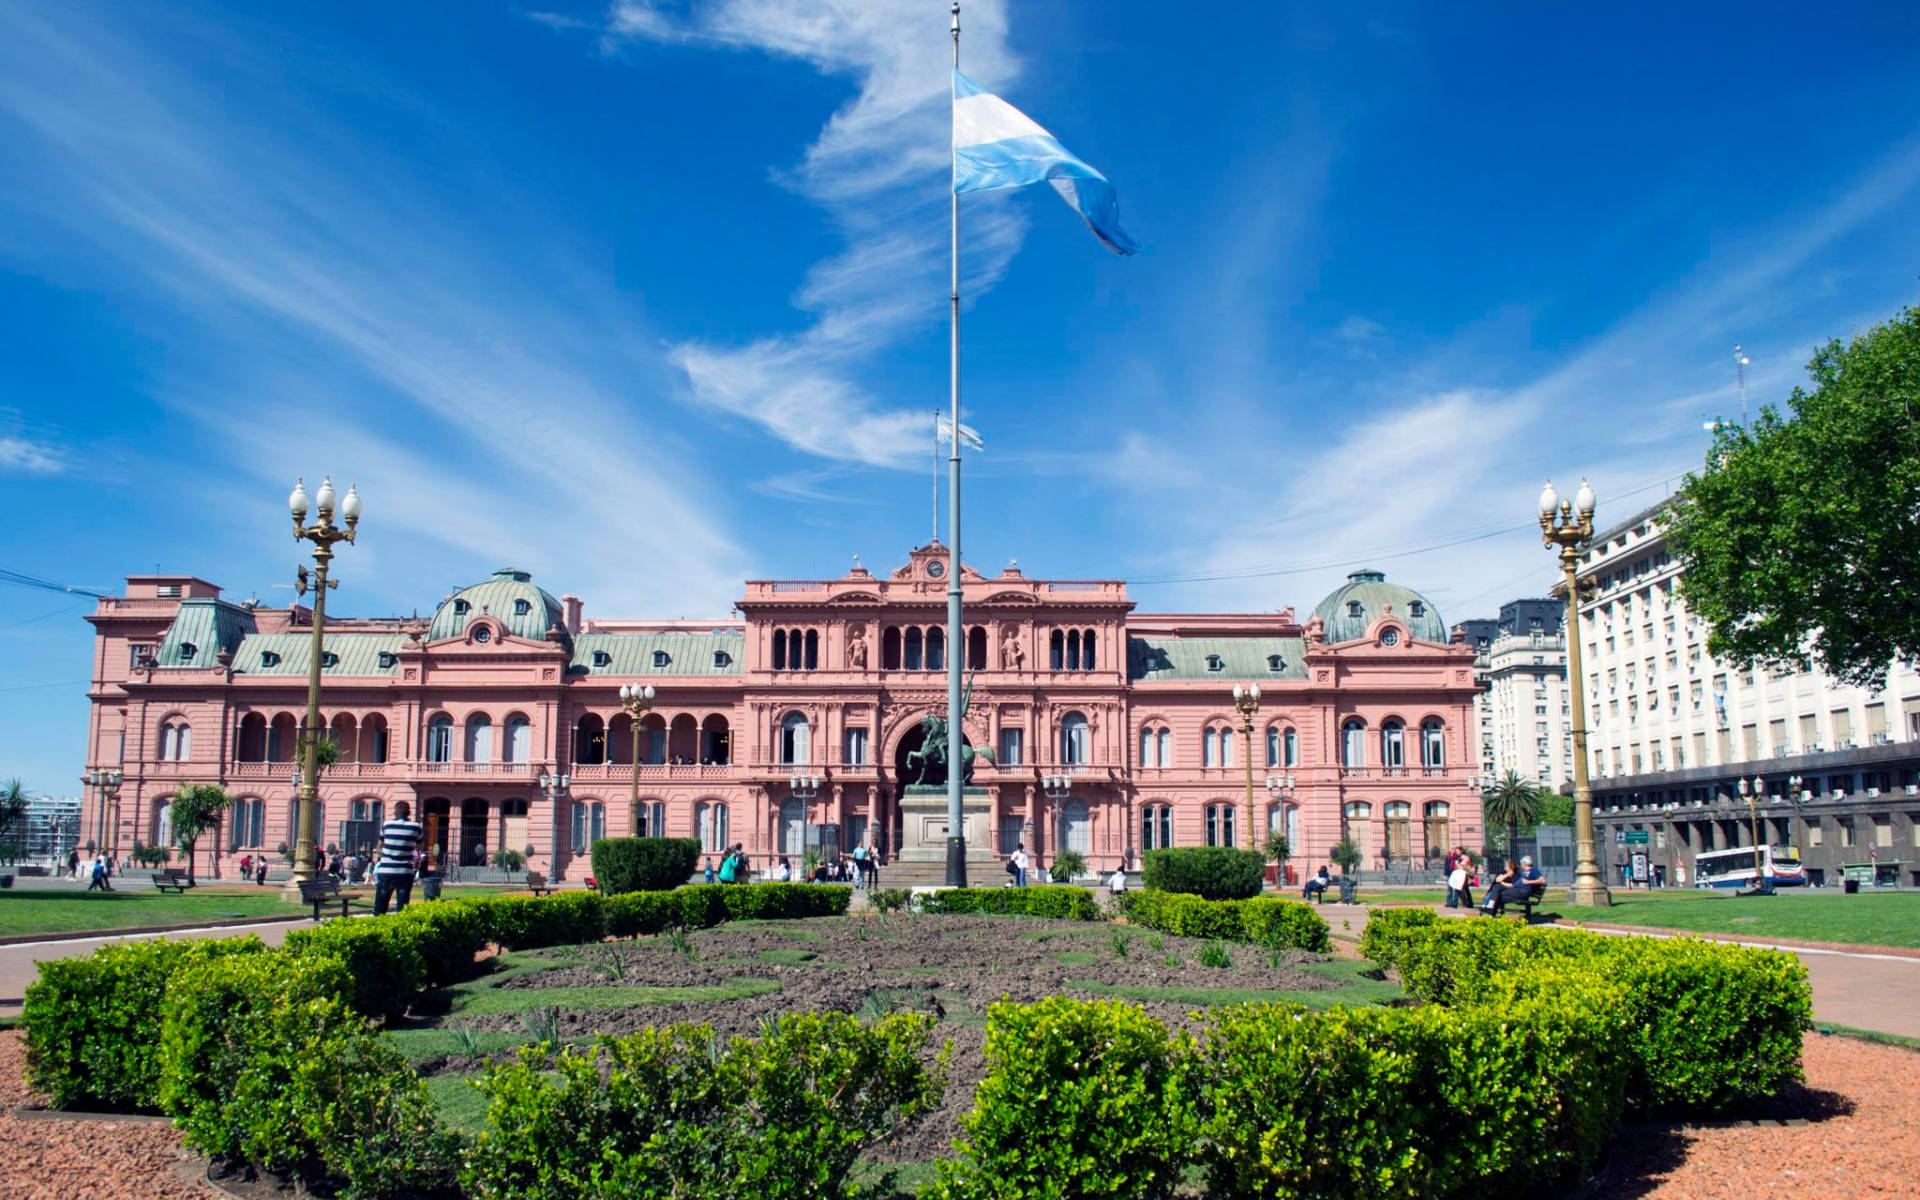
932, 409, 940, 544
945, 0, 968, 888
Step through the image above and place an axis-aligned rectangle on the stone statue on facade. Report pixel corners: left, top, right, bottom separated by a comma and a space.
1000, 627, 1025, 670
905, 669, 994, 786
846, 624, 868, 669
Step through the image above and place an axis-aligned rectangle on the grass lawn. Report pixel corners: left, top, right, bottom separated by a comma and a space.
0, 882, 531, 938
1557, 890, 1920, 948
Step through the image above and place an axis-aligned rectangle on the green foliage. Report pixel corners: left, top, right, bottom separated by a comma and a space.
473, 891, 608, 951
22, 935, 265, 1111
926, 997, 1195, 1200
1329, 838, 1362, 874
1356, 906, 1439, 970
1258, 831, 1291, 868
1048, 849, 1086, 882
920, 886, 1102, 921
389, 899, 492, 985
1666, 305, 1920, 689
1198, 940, 1233, 969
1141, 846, 1266, 900
867, 887, 912, 915
312, 735, 343, 770
1193, 999, 1621, 1199
168, 782, 233, 880
129, 840, 172, 867
1108, 929, 1131, 959
284, 917, 428, 1022
590, 837, 701, 893
0, 778, 29, 865
1126, 890, 1333, 954
461, 1012, 945, 1200
1482, 770, 1547, 852
490, 848, 528, 875
1370, 918, 1812, 1113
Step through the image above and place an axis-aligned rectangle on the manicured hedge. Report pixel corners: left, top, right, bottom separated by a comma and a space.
590, 836, 700, 893
1142, 846, 1266, 900
389, 899, 492, 985
284, 916, 428, 1022
919, 885, 1102, 921
22, 935, 265, 1112
1127, 889, 1333, 953
472, 891, 608, 951
1364, 914, 1812, 1114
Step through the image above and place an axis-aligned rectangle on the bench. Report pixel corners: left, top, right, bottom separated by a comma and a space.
298, 876, 351, 922
150, 869, 194, 893
1306, 878, 1362, 905
1482, 889, 1547, 922
525, 871, 554, 897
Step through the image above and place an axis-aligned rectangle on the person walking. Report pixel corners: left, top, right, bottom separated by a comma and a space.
774, 857, 792, 883
703, 857, 716, 885
850, 842, 869, 889
86, 856, 108, 892
717, 847, 739, 884
1008, 843, 1029, 888
67, 849, 80, 880
373, 800, 425, 916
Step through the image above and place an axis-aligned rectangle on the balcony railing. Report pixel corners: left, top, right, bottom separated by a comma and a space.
566, 762, 735, 783
226, 760, 392, 779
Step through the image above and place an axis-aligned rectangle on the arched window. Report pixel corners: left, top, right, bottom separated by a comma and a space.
465, 713, 493, 763
329, 713, 357, 763
905, 628, 924, 671
1157, 728, 1171, 767
1140, 727, 1155, 767
702, 715, 731, 765
571, 800, 607, 851
1284, 727, 1299, 768
883, 627, 902, 670
1142, 802, 1174, 850
427, 714, 454, 763
1384, 801, 1412, 863
1423, 801, 1451, 863
1082, 629, 1097, 671
159, 720, 190, 762
779, 798, 804, 854
269, 713, 298, 763
1341, 718, 1366, 768
1266, 726, 1280, 768
237, 713, 267, 762
634, 800, 664, 838
695, 801, 729, 853
573, 713, 606, 765
1060, 712, 1089, 765
772, 629, 788, 671
1381, 719, 1405, 772
639, 714, 667, 765
1063, 797, 1090, 853
1344, 800, 1373, 863
1049, 630, 1065, 671
804, 629, 819, 671
1066, 630, 1081, 671
1220, 727, 1234, 768
1420, 718, 1446, 769
1205, 803, 1237, 847
968, 626, 988, 670
349, 797, 386, 829
1203, 726, 1219, 768
229, 797, 265, 850
152, 798, 173, 850
780, 712, 810, 765
927, 626, 944, 671
505, 715, 532, 763
357, 713, 385, 764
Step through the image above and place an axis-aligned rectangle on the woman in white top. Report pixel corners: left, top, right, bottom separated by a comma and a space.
774, 857, 792, 883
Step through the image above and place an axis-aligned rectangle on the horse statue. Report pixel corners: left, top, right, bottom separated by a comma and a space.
905, 669, 994, 785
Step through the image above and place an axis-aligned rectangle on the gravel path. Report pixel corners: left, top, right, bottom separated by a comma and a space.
0, 1027, 1913, 1198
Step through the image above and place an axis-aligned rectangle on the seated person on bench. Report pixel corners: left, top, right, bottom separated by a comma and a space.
1480, 856, 1544, 916
1302, 864, 1331, 901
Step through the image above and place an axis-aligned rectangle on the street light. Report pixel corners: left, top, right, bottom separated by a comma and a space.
83, 767, 122, 862
1232, 683, 1262, 849
1265, 772, 1296, 883
618, 683, 656, 836
1539, 477, 1610, 907
284, 475, 360, 900
1737, 776, 1778, 896
538, 769, 569, 867
1042, 768, 1076, 877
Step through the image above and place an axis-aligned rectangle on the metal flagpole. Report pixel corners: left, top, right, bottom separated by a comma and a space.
946, 0, 968, 887
932, 409, 940, 544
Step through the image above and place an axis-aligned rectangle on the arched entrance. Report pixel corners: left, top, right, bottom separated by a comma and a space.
459, 797, 489, 866
893, 720, 975, 790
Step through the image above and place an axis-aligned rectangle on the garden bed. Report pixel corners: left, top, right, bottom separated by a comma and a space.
393, 913, 1381, 1165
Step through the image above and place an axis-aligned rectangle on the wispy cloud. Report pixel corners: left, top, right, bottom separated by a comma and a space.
0, 435, 64, 475
604, 0, 1024, 468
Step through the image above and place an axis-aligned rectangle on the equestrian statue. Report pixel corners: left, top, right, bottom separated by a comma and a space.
905, 669, 994, 786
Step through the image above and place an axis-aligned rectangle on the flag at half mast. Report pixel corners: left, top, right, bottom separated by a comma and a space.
951, 70, 1138, 255
937, 413, 984, 451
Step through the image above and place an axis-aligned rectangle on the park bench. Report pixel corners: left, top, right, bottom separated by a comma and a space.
298, 876, 351, 922
150, 869, 194, 893
525, 871, 554, 897
1483, 889, 1547, 922
1306, 877, 1362, 905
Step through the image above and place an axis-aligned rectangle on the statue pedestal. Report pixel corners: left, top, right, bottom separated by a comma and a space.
896, 785, 998, 866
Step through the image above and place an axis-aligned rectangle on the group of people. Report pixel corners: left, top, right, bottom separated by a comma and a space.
68, 850, 115, 891
702, 844, 882, 887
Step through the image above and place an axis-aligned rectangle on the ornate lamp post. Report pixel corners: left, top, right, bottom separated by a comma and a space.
790, 772, 821, 858
538, 769, 569, 867
1737, 775, 1779, 895
1539, 478, 1610, 907
83, 767, 122, 860
1265, 771, 1296, 885
1232, 683, 1262, 848
618, 683, 655, 836
1042, 768, 1076, 877
284, 476, 360, 899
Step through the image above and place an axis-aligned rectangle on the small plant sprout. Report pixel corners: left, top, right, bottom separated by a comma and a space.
1200, 940, 1234, 969
1110, 929, 1132, 959
518, 1005, 563, 1047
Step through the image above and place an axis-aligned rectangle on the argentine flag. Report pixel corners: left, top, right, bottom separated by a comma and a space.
952, 70, 1138, 256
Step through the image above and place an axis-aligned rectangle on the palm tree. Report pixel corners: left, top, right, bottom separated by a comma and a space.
0, 778, 29, 867
1482, 770, 1545, 859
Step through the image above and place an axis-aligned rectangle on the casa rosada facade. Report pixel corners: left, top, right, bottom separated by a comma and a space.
81, 545, 1484, 882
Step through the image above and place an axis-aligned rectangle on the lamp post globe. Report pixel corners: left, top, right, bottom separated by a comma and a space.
1540, 476, 1610, 908
282, 473, 361, 901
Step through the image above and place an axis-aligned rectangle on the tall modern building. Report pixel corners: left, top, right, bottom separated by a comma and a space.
78, 553, 1483, 883
1464, 600, 1572, 792
1574, 504, 1920, 886
22, 794, 83, 863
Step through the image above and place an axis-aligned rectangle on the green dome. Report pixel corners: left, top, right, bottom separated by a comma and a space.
1312, 569, 1447, 644
429, 568, 566, 642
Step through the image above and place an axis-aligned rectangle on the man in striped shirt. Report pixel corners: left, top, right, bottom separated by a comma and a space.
373, 799, 426, 915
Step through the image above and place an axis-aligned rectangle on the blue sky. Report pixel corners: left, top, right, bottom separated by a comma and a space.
3, 1, 1919, 793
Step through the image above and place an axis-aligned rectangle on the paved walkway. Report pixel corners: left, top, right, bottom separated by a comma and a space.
0, 918, 312, 1017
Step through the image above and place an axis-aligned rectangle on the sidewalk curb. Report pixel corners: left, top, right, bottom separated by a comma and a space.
1546, 918, 1920, 960
0, 912, 319, 948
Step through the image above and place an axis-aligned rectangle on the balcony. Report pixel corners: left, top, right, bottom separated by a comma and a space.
566, 762, 735, 783
227, 760, 392, 780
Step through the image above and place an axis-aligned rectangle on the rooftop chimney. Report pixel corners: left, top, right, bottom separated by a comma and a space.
562, 594, 584, 634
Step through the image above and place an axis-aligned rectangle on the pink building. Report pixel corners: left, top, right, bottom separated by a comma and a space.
80, 546, 1483, 883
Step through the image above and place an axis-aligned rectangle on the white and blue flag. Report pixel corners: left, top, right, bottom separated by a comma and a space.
952, 70, 1138, 256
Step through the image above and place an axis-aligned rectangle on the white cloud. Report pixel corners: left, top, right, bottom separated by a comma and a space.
0, 434, 64, 475
606, 0, 1026, 468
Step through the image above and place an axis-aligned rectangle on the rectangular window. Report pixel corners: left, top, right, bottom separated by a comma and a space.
1867, 703, 1887, 739
129, 643, 154, 670
998, 728, 1023, 766
844, 728, 868, 766
1743, 724, 1759, 759
1799, 714, 1819, 748
1873, 814, 1892, 848
1806, 820, 1823, 847
1768, 718, 1787, 752
1832, 709, 1854, 745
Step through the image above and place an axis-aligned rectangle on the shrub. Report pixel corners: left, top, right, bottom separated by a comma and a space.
1141, 846, 1265, 900
1048, 849, 1087, 882
920, 886, 1101, 921
1356, 905, 1438, 970
1126, 890, 1331, 953
868, 887, 912, 915
22, 935, 265, 1111
475, 891, 608, 950
591, 836, 701, 893
716, 882, 853, 921
284, 917, 428, 1022
927, 997, 1195, 1200
389, 898, 491, 985
462, 1012, 945, 1200
606, 889, 683, 938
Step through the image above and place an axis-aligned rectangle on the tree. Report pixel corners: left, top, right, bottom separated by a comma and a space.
1482, 770, 1545, 859
0, 779, 29, 867
490, 848, 527, 879
1536, 790, 1575, 829
1328, 838, 1361, 875
1664, 305, 1920, 690
1260, 831, 1291, 887
168, 783, 232, 883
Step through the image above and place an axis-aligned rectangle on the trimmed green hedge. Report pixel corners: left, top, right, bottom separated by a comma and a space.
22, 935, 265, 1111
472, 891, 609, 951
1142, 846, 1266, 900
1364, 915, 1812, 1114
919, 886, 1102, 921
285, 917, 428, 1022
1127, 889, 1333, 953
590, 836, 700, 893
